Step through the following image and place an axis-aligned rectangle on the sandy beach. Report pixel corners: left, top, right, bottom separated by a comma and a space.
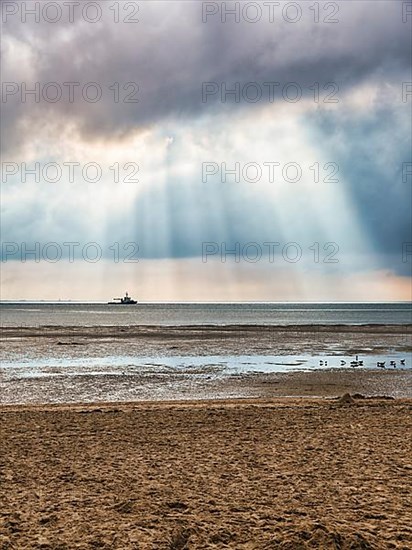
1, 398, 412, 549
1, 323, 411, 548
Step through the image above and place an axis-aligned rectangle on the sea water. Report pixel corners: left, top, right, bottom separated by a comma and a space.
1, 301, 411, 327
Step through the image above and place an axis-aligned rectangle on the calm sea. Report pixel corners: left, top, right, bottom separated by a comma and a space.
1, 302, 411, 327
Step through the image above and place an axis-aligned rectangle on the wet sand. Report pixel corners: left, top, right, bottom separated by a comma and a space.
1, 398, 412, 549
1, 324, 411, 404
1, 367, 412, 405
2, 324, 411, 360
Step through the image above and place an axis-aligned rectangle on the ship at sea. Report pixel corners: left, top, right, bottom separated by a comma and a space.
108, 292, 137, 305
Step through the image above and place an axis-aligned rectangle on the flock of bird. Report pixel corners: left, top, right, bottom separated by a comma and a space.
319, 355, 406, 369
376, 359, 406, 369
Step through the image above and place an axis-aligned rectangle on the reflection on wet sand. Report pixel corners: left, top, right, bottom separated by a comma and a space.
1, 324, 411, 404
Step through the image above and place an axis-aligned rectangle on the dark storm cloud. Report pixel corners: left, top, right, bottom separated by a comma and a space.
1, 0, 411, 154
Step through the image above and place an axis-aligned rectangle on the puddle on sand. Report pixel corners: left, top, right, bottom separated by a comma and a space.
0, 352, 410, 380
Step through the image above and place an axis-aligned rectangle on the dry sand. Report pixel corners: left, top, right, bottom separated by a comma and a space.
1, 398, 412, 549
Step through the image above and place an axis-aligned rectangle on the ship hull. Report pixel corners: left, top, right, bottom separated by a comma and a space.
107, 301, 137, 305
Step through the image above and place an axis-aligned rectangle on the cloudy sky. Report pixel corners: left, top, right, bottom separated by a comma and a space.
1, 0, 411, 301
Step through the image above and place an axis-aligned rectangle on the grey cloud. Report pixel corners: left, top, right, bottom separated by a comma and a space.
1, 0, 411, 154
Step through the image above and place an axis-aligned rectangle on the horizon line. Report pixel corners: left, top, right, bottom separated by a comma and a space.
1, 300, 411, 305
